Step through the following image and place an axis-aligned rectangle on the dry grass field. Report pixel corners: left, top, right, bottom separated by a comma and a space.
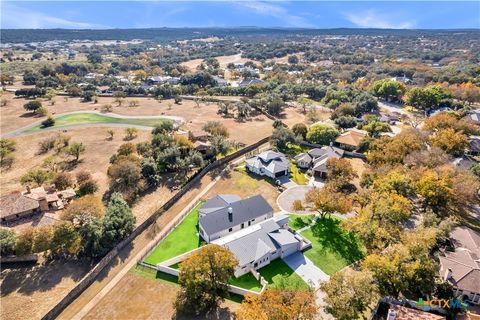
0, 93, 275, 145
0, 127, 151, 196
181, 54, 253, 72
0, 258, 93, 320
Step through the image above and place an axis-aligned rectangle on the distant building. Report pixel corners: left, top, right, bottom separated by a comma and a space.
213, 76, 228, 87
245, 150, 290, 179
335, 129, 367, 150
371, 298, 446, 320
466, 110, 480, 125
198, 194, 274, 243
239, 78, 265, 87
439, 226, 480, 304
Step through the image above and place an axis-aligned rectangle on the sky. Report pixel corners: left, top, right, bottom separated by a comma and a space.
1, 1, 479, 30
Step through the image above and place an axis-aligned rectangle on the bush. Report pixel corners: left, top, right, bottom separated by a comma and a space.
23, 100, 42, 112
292, 200, 304, 211
38, 136, 57, 153
41, 115, 55, 127
52, 172, 73, 190
36, 106, 49, 116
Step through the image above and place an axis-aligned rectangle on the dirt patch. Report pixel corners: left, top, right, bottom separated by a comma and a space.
83, 270, 238, 320
180, 54, 253, 72
203, 168, 281, 212
0, 258, 93, 320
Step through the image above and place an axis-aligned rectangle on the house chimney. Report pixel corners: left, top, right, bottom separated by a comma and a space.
329, 141, 333, 147
26, 185, 31, 193
444, 268, 453, 281
228, 207, 233, 222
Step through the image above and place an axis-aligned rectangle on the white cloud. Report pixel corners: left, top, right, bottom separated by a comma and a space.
345, 10, 415, 29
234, 1, 315, 28
1, 3, 109, 29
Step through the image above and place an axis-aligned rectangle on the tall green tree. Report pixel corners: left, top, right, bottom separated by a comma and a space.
101, 193, 136, 250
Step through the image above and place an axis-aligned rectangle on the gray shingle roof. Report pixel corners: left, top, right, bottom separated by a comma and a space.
199, 194, 241, 215
199, 195, 273, 236
246, 150, 290, 175
213, 218, 301, 266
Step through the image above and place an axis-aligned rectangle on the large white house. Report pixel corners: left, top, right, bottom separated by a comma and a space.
198, 194, 274, 243
245, 150, 290, 179
212, 215, 311, 277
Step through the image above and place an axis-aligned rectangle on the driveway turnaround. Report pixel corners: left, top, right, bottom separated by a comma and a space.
277, 185, 313, 213
282, 252, 329, 289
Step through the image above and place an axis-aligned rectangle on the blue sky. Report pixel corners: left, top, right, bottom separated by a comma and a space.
1, 1, 479, 29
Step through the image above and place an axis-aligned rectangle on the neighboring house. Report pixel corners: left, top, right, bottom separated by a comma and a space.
213, 76, 228, 87
335, 129, 367, 150
0, 193, 40, 222
294, 146, 344, 179
0, 186, 76, 224
239, 78, 265, 87
198, 194, 274, 243
468, 138, 480, 156
439, 226, 480, 305
391, 76, 412, 84
188, 130, 210, 142
465, 110, 480, 125
245, 150, 290, 179
193, 140, 213, 157
212, 215, 310, 277
371, 298, 446, 320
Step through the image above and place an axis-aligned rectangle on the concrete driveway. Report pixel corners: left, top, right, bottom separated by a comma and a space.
283, 252, 329, 289
277, 185, 313, 213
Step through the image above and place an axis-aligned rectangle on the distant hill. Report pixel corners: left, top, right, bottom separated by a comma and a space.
1, 27, 479, 43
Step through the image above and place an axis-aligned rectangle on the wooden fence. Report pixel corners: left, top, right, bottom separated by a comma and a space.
41, 135, 271, 320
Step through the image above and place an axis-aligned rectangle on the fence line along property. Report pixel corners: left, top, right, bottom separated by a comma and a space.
41, 135, 271, 320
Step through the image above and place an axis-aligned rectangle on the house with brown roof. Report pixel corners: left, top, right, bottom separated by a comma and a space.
371, 298, 446, 320
335, 129, 367, 150
0, 192, 40, 222
439, 226, 480, 305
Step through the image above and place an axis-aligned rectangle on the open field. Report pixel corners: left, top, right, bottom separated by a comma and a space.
21, 113, 171, 134
83, 266, 239, 320
1, 93, 276, 145
0, 127, 151, 197
301, 216, 365, 275
143, 202, 203, 265
0, 258, 93, 320
181, 54, 253, 72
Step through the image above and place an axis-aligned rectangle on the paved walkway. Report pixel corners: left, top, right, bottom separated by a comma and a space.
282, 252, 329, 289
1, 110, 184, 138
308, 176, 325, 188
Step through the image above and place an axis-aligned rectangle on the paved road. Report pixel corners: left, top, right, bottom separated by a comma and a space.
282, 252, 329, 289
1, 111, 184, 138
277, 185, 313, 213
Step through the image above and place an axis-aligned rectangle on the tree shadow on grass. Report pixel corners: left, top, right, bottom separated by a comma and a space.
309, 217, 364, 264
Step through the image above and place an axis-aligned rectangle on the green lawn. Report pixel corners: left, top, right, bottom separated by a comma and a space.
143, 201, 204, 265
300, 216, 365, 275
23, 113, 170, 133
258, 259, 309, 290
288, 214, 315, 230
290, 164, 308, 185
230, 273, 262, 292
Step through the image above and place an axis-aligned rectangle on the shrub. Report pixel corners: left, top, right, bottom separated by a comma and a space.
41, 115, 55, 128
38, 136, 57, 153
36, 106, 49, 116
292, 200, 304, 211
52, 172, 73, 190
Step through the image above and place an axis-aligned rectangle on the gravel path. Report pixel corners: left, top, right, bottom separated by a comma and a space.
1, 111, 184, 138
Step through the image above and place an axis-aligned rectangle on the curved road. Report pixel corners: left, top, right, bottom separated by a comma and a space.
1, 111, 184, 138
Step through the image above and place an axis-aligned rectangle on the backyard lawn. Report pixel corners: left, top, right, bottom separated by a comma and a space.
230, 273, 262, 292
143, 201, 204, 265
23, 113, 170, 133
301, 216, 365, 275
290, 164, 308, 185
258, 259, 309, 289
288, 214, 315, 230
